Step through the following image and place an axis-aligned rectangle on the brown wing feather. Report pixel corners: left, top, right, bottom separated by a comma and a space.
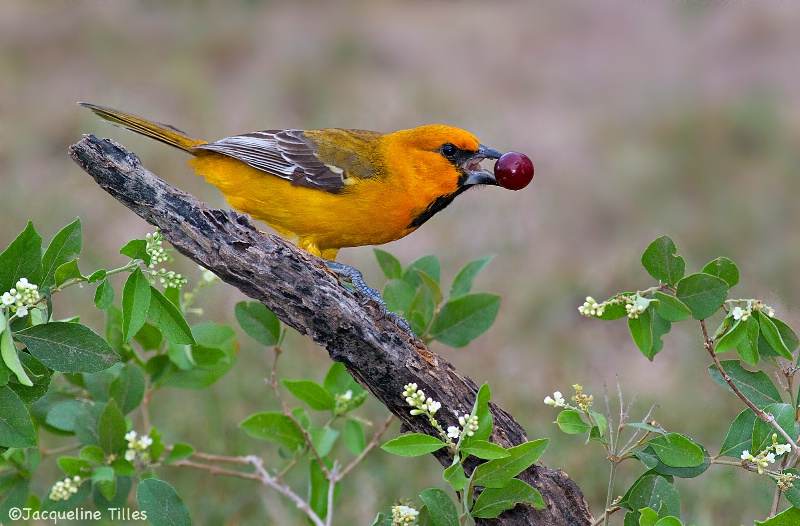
192, 130, 346, 193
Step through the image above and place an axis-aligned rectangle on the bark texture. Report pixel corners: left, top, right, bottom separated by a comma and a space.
69, 134, 594, 526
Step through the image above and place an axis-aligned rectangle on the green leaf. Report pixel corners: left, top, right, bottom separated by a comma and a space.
94, 279, 115, 310
98, 400, 126, 456
708, 360, 781, 409
641, 236, 685, 286
556, 410, 591, 435
239, 412, 304, 451
382, 433, 448, 457
757, 311, 792, 360
471, 478, 545, 518
136, 479, 191, 526
0, 386, 36, 448
718, 409, 757, 458
460, 440, 510, 460
53, 259, 87, 288
163, 443, 195, 464
323, 362, 364, 397
403, 255, 440, 288
653, 292, 691, 322
429, 293, 500, 348
646, 443, 710, 478
450, 256, 494, 299
715, 318, 745, 353
148, 286, 195, 345
234, 301, 281, 346
374, 249, 402, 279
632, 450, 660, 470
675, 273, 728, 320
17, 321, 119, 373
755, 506, 800, 525
134, 321, 163, 351
162, 323, 237, 389
416, 269, 443, 305
309, 426, 339, 457
119, 239, 150, 265
1, 318, 33, 386
443, 461, 468, 491
309, 457, 338, 520
618, 472, 680, 517
122, 268, 151, 342
752, 403, 795, 454
382, 278, 416, 315
88, 269, 107, 283
343, 420, 365, 455
80, 445, 106, 464
283, 379, 336, 411
0, 221, 43, 295
638, 508, 661, 526
109, 363, 146, 414
459, 382, 493, 450
58, 456, 93, 477
471, 439, 549, 488
419, 488, 458, 526
738, 315, 760, 366
772, 317, 799, 353
628, 308, 654, 359
9, 352, 50, 404
409, 275, 438, 335
701, 257, 739, 288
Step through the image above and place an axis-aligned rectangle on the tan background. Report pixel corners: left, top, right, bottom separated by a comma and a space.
2, 1, 800, 523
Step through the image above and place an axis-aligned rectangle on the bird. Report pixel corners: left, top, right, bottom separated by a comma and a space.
79, 102, 504, 325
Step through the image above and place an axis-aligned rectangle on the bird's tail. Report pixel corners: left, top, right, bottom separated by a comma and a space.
78, 102, 206, 152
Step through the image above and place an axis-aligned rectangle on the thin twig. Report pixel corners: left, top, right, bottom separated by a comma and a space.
700, 320, 799, 451
336, 413, 394, 481
591, 506, 620, 526
325, 462, 340, 526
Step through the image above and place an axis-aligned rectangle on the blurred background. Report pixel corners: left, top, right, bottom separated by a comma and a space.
2, 1, 800, 524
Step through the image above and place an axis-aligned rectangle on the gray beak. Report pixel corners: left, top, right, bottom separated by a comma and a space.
462, 144, 503, 186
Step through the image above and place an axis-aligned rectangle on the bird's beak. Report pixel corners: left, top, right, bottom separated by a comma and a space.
462, 144, 503, 186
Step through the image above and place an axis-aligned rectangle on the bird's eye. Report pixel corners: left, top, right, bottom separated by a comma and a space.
441, 144, 458, 158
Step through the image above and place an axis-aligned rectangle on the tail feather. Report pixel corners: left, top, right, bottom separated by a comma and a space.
78, 102, 205, 152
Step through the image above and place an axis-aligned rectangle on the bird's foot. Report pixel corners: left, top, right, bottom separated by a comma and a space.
325, 260, 415, 336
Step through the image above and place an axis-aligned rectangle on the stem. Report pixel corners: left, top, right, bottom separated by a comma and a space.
701, 320, 799, 451
172, 453, 325, 526
335, 413, 394, 481
40, 443, 81, 457
268, 350, 331, 478
324, 462, 340, 526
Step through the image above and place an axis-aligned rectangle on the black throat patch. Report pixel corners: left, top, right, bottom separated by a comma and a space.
407, 186, 471, 229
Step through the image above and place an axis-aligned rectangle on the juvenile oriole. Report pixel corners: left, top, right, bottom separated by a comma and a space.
79, 103, 504, 261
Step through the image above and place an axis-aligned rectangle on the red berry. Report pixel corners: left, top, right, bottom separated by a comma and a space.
494, 152, 534, 190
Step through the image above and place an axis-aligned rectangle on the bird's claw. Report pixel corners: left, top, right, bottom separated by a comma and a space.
325, 260, 416, 338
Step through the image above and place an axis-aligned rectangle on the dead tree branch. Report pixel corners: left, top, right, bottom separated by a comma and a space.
69, 134, 592, 526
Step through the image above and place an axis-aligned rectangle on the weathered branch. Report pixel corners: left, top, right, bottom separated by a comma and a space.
69, 134, 593, 526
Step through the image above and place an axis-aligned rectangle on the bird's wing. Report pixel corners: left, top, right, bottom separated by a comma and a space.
192, 130, 346, 193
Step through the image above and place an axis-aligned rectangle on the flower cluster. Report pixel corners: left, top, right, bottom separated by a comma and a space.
446, 414, 479, 440
334, 389, 367, 416
544, 391, 566, 408
403, 383, 441, 418
146, 230, 171, 267
778, 471, 799, 491
124, 430, 154, 462
391, 504, 419, 525
1, 278, 41, 318
153, 268, 188, 289
731, 300, 776, 322
578, 296, 605, 318
741, 434, 793, 475
572, 384, 593, 411
49, 475, 82, 501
